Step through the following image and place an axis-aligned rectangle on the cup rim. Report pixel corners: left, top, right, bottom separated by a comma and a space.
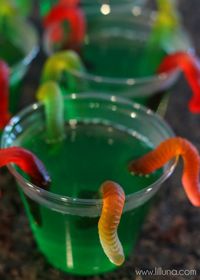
68, 67, 177, 88
9, 19, 39, 76
43, 7, 191, 88
1, 93, 177, 209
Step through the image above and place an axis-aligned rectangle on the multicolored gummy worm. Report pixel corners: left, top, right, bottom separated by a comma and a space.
98, 181, 125, 266
158, 51, 200, 113
129, 137, 200, 207
38, 50, 85, 143
149, 0, 180, 48
41, 50, 84, 83
35, 77, 200, 265
98, 137, 200, 265
36, 81, 65, 143
0, 147, 51, 188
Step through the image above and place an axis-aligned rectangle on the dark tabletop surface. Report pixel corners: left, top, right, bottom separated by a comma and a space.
0, 1, 200, 279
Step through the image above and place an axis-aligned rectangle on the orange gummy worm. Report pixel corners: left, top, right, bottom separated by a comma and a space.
129, 137, 200, 207
98, 181, 125, 266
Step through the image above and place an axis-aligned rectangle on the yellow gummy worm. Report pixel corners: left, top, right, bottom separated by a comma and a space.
0, 0, 18, 32
98, 181, 125, 266
149, 0, 180, 47
156, 0, 179, 28
36, 81, 65, 143
41, 50, 84, 83
0, 0, 16, 17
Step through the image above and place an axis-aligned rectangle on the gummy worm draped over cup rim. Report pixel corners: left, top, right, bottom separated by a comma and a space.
36, 79, 125, 264
0, 60, 11, 130
155, 0, 180, 33
156, 0, 179, 27
129, 137, 200, 207
0, 147, 51, 188
39, 51, 84, 143
41, 50, 84, 83
36, 81, 65, 143
98, 181, 125, 266
158, 51, 200, 113
99, 137, 200, 265
43, 0, 85, 48
149, 0, 180, 48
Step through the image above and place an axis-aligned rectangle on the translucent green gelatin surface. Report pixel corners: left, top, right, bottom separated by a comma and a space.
81, 38, 165, 79
81, 36, 167, 110
60, 34, 167, 112
16, 121, 162, 275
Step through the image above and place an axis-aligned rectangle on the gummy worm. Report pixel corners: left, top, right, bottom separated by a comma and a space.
155, 0, 179, 30
0, 147, 50, 188
98, 181, 125, 266
36, 81, 65, 143
43, 1, 85, 48
59, 0, 79, 6
41, 50, 84, 83
129, 137, 200, 207
0, 60, 11, 130
0, 1, 16, 18
158, 51, 200, 113
148, 0, 180, 48
0, 0, 30, 17
156, 0, 179, 25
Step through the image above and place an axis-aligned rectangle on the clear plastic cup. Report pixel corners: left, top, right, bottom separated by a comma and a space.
39, 0, 147, 17
0, 18, 39, 113
1, 93, 176, 275
43, 7, 192, 115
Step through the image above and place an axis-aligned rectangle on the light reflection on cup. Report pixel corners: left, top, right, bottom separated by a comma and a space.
0, 18, 39, 113
1, 93, 176, 275
43, 7, 192, 115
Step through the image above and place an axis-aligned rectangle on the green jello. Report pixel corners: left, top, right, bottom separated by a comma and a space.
15, 121, 162, 275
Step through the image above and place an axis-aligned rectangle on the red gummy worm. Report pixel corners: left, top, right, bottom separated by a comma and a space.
158, 51, 200, 113
0, 147, 51, 188
0, 61, 11, 129
129, 137, 200, 207
44, 2, 85, 47
59, 0, 79, 6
